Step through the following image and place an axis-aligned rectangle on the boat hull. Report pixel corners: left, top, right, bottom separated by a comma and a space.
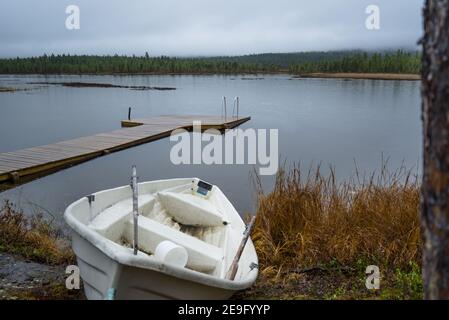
73, 233, 234, 300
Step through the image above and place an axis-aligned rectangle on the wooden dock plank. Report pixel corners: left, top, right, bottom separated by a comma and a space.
0, 164, 24, 172
0, 153, 49, 163
24, 146, 92, 157
3, 150, 77, 161
0, 115, 250, 186
0, 157, 44, 167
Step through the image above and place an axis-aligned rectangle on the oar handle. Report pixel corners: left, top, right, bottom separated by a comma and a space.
226, 215, 256, 280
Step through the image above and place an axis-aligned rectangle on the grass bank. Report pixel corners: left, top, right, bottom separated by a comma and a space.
294, 73, 421, 81
0, 200, 74, 265
238, 165, 422, 299
0, 201, 82, 299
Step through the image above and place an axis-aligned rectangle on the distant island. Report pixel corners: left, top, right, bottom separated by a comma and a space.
0, 50, 421, 80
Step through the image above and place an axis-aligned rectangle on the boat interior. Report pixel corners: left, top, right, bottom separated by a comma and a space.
81, 178, 237, 278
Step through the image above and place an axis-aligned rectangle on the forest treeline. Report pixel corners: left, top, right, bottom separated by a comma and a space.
289, 51, 421, 74
0, 54, 279, 74
208, 51, 359, 68
0, 50, 421, 74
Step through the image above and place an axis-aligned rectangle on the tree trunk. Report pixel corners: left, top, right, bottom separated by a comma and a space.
421, 0, 449, 300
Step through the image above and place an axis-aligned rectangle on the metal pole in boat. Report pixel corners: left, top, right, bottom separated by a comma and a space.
131, 165, 139, 255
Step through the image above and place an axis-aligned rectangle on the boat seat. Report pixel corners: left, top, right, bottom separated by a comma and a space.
157, 191, 224, 227
88, 194, 155, 241
125, 216, 223, 272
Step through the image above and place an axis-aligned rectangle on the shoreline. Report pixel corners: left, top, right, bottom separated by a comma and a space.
0, 71, 421, 81
295, 72, 421, 81
0, 87, 19, 92
0, 71, 288, 77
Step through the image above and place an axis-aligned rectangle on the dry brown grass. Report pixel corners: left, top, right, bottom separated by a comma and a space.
297, 73, 421, 81
252, 164, 421, 281
0, 200, 74, 265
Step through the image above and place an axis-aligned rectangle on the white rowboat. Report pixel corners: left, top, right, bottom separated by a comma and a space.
64, 173, 258, 300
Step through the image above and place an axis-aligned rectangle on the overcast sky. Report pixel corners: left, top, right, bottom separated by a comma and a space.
0, 0, 424, 57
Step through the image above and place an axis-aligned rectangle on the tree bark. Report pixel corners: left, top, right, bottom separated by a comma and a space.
421, 0, 449, 300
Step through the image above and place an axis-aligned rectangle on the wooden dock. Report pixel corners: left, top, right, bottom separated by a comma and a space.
0, 115, 250, 189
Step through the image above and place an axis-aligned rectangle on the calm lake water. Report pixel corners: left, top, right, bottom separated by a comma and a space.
0, 74, 421, 220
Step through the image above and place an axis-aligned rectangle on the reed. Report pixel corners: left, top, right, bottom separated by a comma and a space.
0, 200, 74, 265
251, 164, 421, 282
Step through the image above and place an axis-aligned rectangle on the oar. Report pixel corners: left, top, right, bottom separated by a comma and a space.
226, 215, 256, 281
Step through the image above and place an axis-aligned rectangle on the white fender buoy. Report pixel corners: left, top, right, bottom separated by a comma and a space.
154, 240, 188, 267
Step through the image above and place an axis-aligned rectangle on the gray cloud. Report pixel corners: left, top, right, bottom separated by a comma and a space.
0, 0, 424, 57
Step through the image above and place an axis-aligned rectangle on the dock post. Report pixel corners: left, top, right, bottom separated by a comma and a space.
222, 96, 227, 120
128, 107, 132, 120
9, 172, 20, 184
